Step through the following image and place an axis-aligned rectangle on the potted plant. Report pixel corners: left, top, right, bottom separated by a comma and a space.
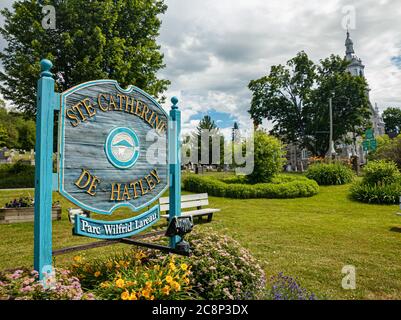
0, 196, 62, 224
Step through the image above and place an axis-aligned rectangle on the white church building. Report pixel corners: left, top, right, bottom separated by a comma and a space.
339, 31, 385, 159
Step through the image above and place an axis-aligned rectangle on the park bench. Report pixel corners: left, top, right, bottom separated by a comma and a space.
159, 193, 220, 223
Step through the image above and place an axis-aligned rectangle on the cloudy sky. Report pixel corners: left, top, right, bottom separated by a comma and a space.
1, 0, 401, 135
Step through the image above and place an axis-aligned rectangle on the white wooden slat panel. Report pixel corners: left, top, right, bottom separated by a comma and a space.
159, 193, 208, 205
160, 199, 209, 212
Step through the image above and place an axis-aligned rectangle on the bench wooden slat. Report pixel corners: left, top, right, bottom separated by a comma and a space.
160, 199, 209, 212
159, 193, 208, 204
161, 208, 220, 218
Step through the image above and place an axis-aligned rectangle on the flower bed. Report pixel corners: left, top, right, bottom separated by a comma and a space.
182, 174, 319, 199
0, 268, 94, 300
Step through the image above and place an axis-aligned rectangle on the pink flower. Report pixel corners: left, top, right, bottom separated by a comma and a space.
20, 286, 32, 293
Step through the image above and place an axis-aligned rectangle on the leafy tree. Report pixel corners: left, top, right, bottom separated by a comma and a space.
246, 130, 286, 184
249, 51, 315, 145
249, 52, 372, 156
370, 134, 401, 170
0, 0, 170, 117
308, 55, 371, 155
382, 107, 401, 135
0, 124, 8, 147
17, 120, 36, 150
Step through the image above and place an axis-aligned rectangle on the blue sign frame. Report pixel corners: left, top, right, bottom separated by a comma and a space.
34, 60, 181, 279
74, 205, 160, 240
58, 79, 169, 215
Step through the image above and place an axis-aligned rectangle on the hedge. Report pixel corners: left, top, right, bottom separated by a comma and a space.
306, 162, 354, 185
182, 174, 319, 199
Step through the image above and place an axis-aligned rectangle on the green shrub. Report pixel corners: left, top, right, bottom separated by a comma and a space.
182, 174, 319, 199
350, 181, 401, 204
0, 161, 35, 189
187, 228, 266, 300
362, 160, 400, 186
350, 160, 401, 204
306, 162, 355, 185
246, 131, 286, 184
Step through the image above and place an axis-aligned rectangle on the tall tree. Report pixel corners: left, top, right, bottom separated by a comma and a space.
193, 115, 221, 165
307, 55, 371, 155
249, 52, 372, 156
249, 51, 316, 146
382, 107, 401, 136
0, 0, 170, 117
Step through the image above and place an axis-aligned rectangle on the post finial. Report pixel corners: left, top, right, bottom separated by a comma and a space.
171, 96, 179, 109
40, 59, 53, 78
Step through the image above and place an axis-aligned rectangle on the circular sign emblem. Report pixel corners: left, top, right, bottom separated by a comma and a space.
105, 127, 140, 169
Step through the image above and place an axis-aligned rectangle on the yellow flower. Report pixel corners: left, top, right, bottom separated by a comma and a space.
162, 285, 170, 296
144, 273, 149, 279
154, 265, 160, 271
94, 271, 101, 278
116, 278, 125, 288
73, 255, 82, 263
142, 288, 152, 299
106, 261, 113, 270
165, 275, 173, 284
135, 250, 146, 260
180, 263, 188, 271
169, 262, 176, 271
183, 277, 190, 285
150, 295, 155, 300
145, 281, 152, 288
171, 281, 181, 291
100, 281, 110, 289
126, 281, 137, 287
121, 291, 130, 300
129, 292, 138, 300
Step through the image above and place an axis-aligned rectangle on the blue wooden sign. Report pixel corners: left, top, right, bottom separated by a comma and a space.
34, 59, 181, 279
58, 80, 168, 215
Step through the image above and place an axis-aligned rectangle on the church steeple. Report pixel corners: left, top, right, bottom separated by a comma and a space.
344, 30, 365, 77
345, 30, 355, 60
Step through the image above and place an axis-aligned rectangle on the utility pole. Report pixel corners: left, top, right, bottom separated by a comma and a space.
328, 96, 336, 163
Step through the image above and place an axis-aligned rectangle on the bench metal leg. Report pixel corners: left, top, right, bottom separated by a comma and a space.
207, 213, 213, 222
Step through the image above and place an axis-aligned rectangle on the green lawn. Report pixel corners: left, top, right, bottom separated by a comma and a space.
0, 181, 401, 300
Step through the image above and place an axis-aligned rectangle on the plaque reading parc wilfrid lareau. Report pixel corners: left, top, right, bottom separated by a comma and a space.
59, 80, 168, 220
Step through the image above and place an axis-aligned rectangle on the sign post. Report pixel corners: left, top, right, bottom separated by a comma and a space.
33, 58, 185, 273
34, 59, 56, 279
168, 97, 181, 248
362, 128, 377, 154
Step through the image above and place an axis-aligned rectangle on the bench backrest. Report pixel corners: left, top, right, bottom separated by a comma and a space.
159, 193, 208, 212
